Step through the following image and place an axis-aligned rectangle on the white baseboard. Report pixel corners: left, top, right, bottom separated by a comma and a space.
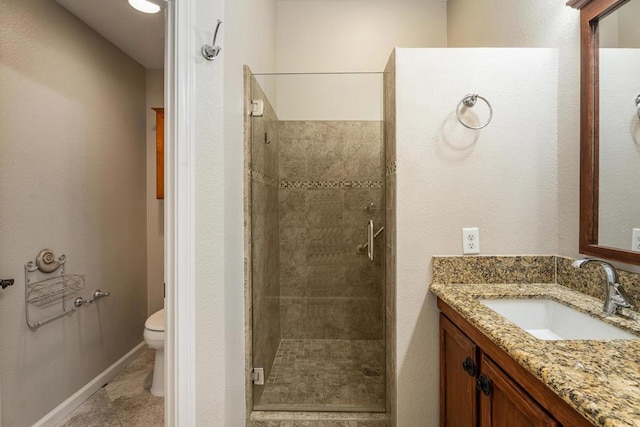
33, 342, 147, 427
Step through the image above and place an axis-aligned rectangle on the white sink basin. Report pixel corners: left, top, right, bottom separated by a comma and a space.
480, 298, 638, 340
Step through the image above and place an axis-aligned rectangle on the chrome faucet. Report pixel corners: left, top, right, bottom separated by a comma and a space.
572, 259, 633, 315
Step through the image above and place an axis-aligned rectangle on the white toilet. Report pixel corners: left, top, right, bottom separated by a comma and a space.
144, 308, 165, 397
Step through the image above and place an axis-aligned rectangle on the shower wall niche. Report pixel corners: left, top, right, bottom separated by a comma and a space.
247, 72, 386, 413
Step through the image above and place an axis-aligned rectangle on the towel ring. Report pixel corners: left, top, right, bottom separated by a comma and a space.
635, 94, 640, 120
456, 94, 493, 130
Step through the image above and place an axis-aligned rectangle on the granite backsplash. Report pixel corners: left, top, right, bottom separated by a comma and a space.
432, 255, 640, 308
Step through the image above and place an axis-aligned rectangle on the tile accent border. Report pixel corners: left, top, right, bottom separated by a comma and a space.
281, 180, 384, 189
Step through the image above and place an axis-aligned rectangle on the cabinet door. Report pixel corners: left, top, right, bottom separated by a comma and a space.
478, 354, 558, 427
440, 314, 477, 427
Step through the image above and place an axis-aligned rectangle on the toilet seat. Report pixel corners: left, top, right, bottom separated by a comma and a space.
143, 308, 165, 397
145, 308, 164, 332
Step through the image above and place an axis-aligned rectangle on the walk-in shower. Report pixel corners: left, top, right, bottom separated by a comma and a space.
246, 71, 387, 412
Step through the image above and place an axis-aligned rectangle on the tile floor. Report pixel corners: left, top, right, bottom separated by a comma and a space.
56, 348, 163, 427
249, 420, 389, 427
255, 339, 385, 412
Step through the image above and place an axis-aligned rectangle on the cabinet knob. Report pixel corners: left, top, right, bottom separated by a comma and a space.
476, 373, 492, 396
462, 357, 476, 376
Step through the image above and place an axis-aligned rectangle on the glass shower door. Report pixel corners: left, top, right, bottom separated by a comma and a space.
249, 72, 385, 412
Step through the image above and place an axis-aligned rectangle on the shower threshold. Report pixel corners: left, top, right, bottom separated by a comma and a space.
254, 339, 385, 412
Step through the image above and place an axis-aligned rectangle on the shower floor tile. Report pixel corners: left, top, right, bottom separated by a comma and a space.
256, 339, 385, 412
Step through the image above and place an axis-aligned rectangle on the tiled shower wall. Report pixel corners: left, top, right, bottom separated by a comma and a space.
250, 77, 281, 404
278, 121, 384, 340
383, 51, 397, 427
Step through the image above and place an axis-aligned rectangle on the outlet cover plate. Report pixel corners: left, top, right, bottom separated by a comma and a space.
632, 228, 640, 252
462, 227, 480, 255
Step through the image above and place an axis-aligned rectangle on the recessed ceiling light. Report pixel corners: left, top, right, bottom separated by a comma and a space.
128, 0, 161, 14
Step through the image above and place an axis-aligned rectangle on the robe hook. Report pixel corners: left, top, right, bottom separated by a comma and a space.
202, 19, 222, 61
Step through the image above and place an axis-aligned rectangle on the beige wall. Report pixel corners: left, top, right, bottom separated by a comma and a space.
0, 0, 147, 425
447, 0, 581, 264
272, 74, 383, 121
618, 1, 640, 48
601, 2, 640, 48
194, 0, 589, 423
276, 0, 448, 73
599, 9, 620, 48
395, 47, 558, 425
598, 49, 640, 250
273, 0, 448, 120
146, 69, 165, 316
195, 0, 278, 424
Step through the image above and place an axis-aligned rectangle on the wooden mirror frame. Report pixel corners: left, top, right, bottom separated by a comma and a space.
568, 0, 640, 264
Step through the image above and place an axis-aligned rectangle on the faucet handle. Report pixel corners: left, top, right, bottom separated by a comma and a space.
613, 283, 634, 309
571, 259, 589, 268
573, 259, 630, 315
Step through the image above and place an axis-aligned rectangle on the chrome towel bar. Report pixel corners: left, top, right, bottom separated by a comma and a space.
74, 289, 111, 308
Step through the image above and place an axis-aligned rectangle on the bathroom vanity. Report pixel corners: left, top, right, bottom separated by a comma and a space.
441, 312, 564, 426
433, 281, 640, 427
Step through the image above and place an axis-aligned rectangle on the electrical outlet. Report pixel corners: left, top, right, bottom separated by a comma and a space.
632, 228, 640, 252
462, 227, 480, 255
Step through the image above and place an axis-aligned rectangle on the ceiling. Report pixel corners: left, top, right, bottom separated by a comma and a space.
56, 0, 164, 69
55, 0, 445, 70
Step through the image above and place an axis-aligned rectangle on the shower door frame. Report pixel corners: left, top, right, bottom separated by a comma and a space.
245, 72, 387, 415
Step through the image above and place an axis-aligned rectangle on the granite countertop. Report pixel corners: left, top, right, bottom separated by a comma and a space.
430, 282, 640, 427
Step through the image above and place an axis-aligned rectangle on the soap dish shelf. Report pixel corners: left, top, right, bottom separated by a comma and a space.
26, 274, 85, 307
25, 249, 85, 329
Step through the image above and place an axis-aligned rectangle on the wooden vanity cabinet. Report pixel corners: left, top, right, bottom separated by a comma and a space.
478, 354, 557, 427
440, 315, 477, 426
438, 299, 592, 427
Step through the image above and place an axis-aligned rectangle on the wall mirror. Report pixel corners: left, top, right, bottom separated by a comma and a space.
570, 0, 640, 264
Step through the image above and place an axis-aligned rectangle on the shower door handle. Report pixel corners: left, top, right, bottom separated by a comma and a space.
367, 220, 374, 262
356, 222, 384, 259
